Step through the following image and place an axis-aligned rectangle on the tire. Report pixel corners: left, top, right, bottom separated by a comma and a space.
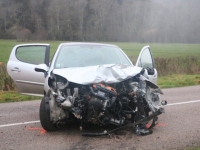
144, 108, 157, 129
134, 104, 156, 129
39, 96, 59, 131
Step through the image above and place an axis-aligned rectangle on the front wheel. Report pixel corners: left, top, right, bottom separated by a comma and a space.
134, 104, 156, 129
39, 96, 59, 131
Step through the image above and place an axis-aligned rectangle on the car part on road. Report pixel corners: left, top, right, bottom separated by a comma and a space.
81, 109, 162, 136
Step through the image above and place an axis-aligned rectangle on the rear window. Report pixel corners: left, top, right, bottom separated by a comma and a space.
16, 46, 46, 64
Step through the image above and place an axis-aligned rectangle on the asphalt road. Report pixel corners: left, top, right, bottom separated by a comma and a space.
0, 85, 200, 150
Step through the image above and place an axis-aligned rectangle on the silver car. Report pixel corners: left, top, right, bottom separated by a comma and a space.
7, 43, 162, 134
7, 43, 157, 96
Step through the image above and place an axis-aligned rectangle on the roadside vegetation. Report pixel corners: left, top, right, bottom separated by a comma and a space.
188, 148, 200, 150
159, 74, 200, 88
0, 91, 40, 103
0, 40, 200, 103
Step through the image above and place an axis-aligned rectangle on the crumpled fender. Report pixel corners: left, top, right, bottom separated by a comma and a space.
140, 75, 163, 94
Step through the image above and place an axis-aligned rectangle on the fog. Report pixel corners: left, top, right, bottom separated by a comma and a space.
142, 0, 200, 43
0, 0, 200, 43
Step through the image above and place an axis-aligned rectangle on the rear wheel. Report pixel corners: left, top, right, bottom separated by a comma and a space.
39, 96, 59, 131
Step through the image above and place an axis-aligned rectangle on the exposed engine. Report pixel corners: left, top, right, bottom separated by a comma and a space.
47, 71, 165, 132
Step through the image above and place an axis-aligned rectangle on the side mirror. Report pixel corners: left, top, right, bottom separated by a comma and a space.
146, 67, 155, 75
35, 64, 48, 73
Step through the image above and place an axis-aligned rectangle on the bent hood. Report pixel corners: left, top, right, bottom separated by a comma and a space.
53, 64, 142, 85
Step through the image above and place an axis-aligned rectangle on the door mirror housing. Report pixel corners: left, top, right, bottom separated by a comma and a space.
146, 67, 155, 75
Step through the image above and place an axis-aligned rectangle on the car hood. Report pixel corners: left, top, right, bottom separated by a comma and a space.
53, 64, 142, 85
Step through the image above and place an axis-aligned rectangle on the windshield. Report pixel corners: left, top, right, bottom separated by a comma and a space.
55, 45, 131, 68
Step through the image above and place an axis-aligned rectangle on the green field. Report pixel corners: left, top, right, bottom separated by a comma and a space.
1, 39, 200, 64
0, 39, 200, 102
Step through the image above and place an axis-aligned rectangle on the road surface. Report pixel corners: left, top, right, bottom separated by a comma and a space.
0, 85, 200, 150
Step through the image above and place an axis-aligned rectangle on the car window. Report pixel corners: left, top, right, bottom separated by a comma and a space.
55, 45, 131, 68
16, 46, 46, 64
139, 48, 153, 68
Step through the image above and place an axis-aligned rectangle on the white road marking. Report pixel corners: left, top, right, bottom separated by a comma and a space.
0, 100, 200, 128
166, 99, 200, 106
0, 120, 40, 128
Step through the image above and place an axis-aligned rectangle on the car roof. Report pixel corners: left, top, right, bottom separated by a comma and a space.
59, 42, 119, 48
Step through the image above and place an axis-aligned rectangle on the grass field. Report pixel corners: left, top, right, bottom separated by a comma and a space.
159, 74, 200, 88
1, 39, 200, 64
0, 39, 200, 102
0, 91, 40, 103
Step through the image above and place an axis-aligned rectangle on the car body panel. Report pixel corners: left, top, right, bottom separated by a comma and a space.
53, 64, 142, 85
7, 42, 157, 96
7, 44, 50, 96
135, 46, 157, 84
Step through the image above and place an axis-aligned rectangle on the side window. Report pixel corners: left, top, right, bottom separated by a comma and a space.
139, 48, 154, 68
16, 46, 46, 64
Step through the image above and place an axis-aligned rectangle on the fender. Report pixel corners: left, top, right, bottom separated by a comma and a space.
140, 75, 163, 94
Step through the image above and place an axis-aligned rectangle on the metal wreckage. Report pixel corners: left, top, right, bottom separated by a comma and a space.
40, 64, 167, 136
7, 43, 167, 136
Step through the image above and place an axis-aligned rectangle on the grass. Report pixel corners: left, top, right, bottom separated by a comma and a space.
0, 91, 40, 103
109, 42, 200, 63
0, 39, 60, 64
158, 74, 200, 88
1, 40, 200, 64
188, 148, 200, 150
0, 39, 200, 102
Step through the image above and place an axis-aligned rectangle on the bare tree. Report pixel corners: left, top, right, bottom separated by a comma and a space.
0, 0, 200, 43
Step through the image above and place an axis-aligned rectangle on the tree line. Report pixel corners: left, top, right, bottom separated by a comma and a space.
0, 0, 200, 43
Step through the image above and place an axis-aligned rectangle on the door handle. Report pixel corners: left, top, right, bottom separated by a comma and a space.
11, 67, 21, 72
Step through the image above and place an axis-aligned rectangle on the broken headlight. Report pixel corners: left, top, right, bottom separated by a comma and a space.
55, 75, 69, 90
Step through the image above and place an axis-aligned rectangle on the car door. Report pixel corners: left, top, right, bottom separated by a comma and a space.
7, 44, 50, 96
135, 46, 157, 84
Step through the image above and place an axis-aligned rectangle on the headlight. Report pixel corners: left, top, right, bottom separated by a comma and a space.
55, 75, 68, 90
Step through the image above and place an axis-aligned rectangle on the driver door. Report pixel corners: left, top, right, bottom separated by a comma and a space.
135, 46, 157, 84
7, 44, 50, 96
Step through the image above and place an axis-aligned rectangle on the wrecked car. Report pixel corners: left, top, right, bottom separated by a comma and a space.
7, 43, 166, 136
